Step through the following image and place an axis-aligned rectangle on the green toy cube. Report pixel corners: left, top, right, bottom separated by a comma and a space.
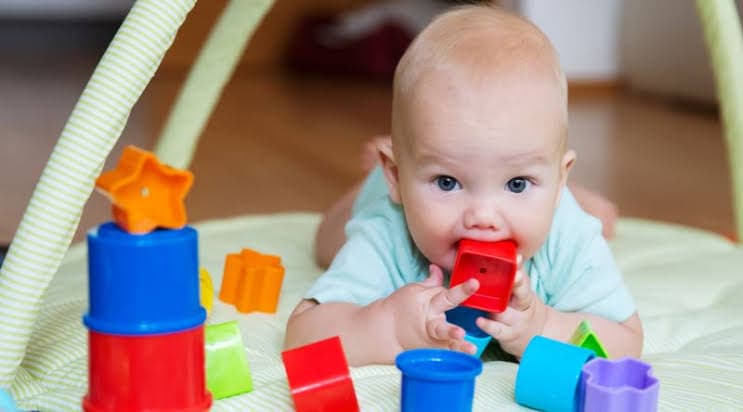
206, 320, 254, 399
569, 319, 610, 358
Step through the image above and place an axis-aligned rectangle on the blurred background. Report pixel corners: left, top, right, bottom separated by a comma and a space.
0, 0, 738, 254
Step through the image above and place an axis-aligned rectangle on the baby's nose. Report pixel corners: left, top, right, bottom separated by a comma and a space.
463, 203, 503, 231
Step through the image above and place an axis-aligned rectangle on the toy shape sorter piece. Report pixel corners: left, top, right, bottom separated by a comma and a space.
281, 336, 360, 412
569, 320, 610, 359
206, 321, 253, 400
84, 223, 205, 334
83, 222, 210, 411
219, 248, 285, 313
396, 348, 483, 412
515, 336, 595, 412
200, 268, 214, 315
95, 145, 193, 234
449, 239, 517, 312
0, 388, 18, 412
445, 306, 492, 358
85, 328, 210, 412
578, 357, 659, 412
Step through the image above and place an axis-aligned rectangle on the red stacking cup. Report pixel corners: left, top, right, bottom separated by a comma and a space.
83, 326, 212, 412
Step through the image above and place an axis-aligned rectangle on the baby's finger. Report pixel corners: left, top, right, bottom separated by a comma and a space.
430, 278, 479, 313
420, 264, 444, 288
427, 318, 464, 342
512, 268, 528, 289
449, 339, 477, 355
489, 307, 518, 325
509, 270, 531, 311
476, 316, 515, 342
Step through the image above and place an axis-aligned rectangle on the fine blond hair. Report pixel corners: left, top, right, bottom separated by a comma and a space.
392, 4, 568, 150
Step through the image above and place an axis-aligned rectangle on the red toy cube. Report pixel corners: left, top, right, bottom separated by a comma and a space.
449, 239, 518, 313
282, 336, 360, 412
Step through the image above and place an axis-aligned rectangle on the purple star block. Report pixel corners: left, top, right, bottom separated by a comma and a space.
579, 357, 659, 412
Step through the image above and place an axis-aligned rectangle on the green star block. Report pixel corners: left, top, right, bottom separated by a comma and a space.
569, 320, 609, 358
206, 320, 254, 399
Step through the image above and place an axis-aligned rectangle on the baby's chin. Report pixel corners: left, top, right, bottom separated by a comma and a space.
426, 249, 458, 274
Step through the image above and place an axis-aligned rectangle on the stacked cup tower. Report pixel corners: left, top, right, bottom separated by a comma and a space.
82, 222, 211, 411
82, 145, 210, 411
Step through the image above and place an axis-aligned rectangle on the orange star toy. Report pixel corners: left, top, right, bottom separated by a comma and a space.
96, 145, 194, 234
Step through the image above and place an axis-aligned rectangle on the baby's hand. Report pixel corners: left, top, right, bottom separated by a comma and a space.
475, 265, 548, 358
385, 264, 479, 354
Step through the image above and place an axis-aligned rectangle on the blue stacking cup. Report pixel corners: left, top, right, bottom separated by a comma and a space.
515, 336, 595, 412
84, 222, 206, 335
396, 349, 483, 412
445, 306, 492, 358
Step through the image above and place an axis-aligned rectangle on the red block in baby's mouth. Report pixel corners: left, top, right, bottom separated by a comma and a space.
449, 239, 518, 313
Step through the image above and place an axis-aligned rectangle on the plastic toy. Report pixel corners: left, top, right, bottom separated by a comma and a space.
395, 348, 483, 412
281, 336, 359, 412
219, 248, 285, 313
0, 388, 18, 412
570, 320, 609, 359
200, 268, 214, 315
95, 145, 193, 234
445, 306, 492, 358
449, 239, 517, 312
85, 328, 210, 411
83, 221, 210, 411
205, 321, 253, 400
84, 223, 205, 335
515, 336, 595, 412
579, 357, 659, 412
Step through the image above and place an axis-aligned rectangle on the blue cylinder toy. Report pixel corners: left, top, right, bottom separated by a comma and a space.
83, 222, 206, 335
515, 336, 595, 412
0, 388, 18, 412
396, 349, 482, 412
445, 306, 492, 358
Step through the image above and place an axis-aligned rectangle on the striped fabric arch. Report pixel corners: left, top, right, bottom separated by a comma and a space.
696, 0, 743, 242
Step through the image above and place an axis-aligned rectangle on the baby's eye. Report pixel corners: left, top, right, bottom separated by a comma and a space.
507, 177, 529, 193
435, 175, 460, 191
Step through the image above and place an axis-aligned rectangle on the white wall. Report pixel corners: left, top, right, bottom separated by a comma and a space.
517, 0, 733, 102
620, 0, 717, 102
518, 0, 623, 81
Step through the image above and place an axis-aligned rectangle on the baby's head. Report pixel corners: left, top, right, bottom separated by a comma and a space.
378, 5, 575, 271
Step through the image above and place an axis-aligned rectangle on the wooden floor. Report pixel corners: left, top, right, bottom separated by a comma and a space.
0, 53, 734, 244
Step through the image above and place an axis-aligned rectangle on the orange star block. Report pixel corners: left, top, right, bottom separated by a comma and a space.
95, 145, 193, 234
219, 249, 285, 314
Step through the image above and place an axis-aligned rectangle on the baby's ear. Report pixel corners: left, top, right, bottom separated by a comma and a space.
378, 139, 402, 204
556, 149, 576, 206
561, 149, 576, 182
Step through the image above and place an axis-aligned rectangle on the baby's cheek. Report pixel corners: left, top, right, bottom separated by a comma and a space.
438, 249, 458, 273
515, 211, 553, 257
422, 244, 454, 272
409, 221, 447, 254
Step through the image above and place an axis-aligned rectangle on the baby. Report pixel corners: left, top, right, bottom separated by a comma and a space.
285, 5, 643, 366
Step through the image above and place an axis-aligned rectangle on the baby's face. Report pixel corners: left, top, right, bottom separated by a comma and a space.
388, 68, 572, 272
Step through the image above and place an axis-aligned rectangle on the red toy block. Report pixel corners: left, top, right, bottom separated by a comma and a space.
281, 336, 359, 412
449, 239, 517, 313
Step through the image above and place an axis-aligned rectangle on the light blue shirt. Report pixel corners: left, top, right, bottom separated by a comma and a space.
305, 167, 635, 323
